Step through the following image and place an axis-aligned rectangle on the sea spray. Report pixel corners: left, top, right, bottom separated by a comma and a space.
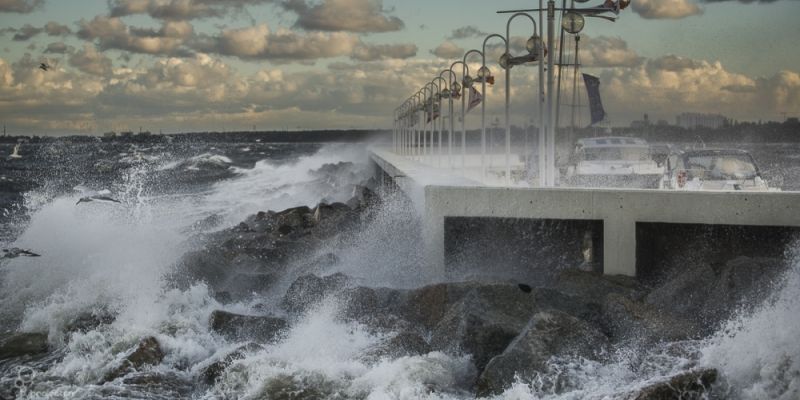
701, 247, 800, 399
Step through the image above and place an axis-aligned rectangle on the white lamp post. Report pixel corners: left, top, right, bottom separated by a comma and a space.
502, 12, 540, 185
481, 34, 507, 180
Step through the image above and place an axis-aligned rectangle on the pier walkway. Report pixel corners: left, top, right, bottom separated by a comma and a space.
370, 148, 800, 277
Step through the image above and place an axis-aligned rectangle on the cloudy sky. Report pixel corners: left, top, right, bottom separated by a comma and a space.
0, 0, 798, 134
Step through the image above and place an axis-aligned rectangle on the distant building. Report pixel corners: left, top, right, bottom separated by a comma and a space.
630, 113, 651, 129
120, 131, 133, 138
676, 113, 729, 130
656, 120, 669, 127
103, 131, 116, 138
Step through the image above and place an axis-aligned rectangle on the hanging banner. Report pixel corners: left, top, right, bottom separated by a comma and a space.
467, 87, 483, 113
582, 73, 607, 125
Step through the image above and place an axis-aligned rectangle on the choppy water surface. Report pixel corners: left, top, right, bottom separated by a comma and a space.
0, 139, 797, 399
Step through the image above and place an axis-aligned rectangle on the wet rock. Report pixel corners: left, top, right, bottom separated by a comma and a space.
398, 282, 483, 331
629, 368, 717, 400
221, 271, 278, 297
602, 293, 699, 343
361, 331, 431, 362
646, 256, 787, 332
346, 185, 379, 210
103, 336, 164, 382
121, 371, 194, 397
274, 206, 312, 236
429, 284, 540, 372
64, 310, 116, 334
553, 269, 647, 302
200, 343, 263, 384
476, 311, 611, 397
209, 310, 288, 343
645, 264, 716, 328
260, 372, 344, 400
281, 273, 351, 313
704, 256, 785, 320
0, 332, 48, 360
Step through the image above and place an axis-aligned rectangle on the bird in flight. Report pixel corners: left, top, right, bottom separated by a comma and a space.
2, 248, 41, 259
39, 63, 49, 71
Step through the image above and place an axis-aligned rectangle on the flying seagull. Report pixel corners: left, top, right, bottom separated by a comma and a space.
39, 63, 49, 72
2, 248, 41, 259
76, 195, 122, 205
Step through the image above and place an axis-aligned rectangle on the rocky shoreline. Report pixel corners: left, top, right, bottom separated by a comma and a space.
0, 167, 790, 399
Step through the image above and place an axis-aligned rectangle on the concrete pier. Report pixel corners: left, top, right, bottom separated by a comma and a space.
371, 148, 800, 277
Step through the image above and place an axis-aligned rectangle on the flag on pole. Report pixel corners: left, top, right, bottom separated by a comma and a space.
582, 73, 607, 125
426, 104, 440, 123
467, 87, 483, 113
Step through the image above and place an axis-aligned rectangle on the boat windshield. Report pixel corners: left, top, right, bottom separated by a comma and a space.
583, 147, 650, 162
685, 154, 758, 180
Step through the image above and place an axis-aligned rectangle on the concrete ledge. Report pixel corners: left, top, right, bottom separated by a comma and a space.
425, 186, 800, 276
370, 149, 800, 277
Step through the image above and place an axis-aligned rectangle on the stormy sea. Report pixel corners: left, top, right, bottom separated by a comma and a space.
0, 136, 798, 399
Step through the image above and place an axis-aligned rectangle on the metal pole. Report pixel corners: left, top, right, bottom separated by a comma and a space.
461, 65, 468, 173
547, 0, 556, 186
505, 13, 537, 186
538, 0, 547, 187
482, 34, 507, 182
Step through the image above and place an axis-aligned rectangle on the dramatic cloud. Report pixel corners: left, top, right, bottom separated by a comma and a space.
44, 22, 72, 36
190, 24, 412, 62
69, 44, 113, 76
430, 41, 464, 59
0, 0, 42, 13
11, 24, 42, 41
44, 42, 71, 54
598, 55, 800, 122
283, 0, 404, 33
448, 25, 487, 40
581, 36, 643, 68
108, 0, 271, 20
631, 0, 703, 19
351, 43, 417, 61
77, 16, 194, 56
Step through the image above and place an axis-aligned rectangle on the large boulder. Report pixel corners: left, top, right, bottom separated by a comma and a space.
281, 273, 351, 313
645, 263, 717, 330
553, 269, 647, 302
0, 332, 48, 360
646, 256, 786, 332
103, 336, 164, 382
209, 310, 288, 343
476, 311, 611, 397
360, 331, 431, 362
429, 284, 540, 372
64, 309, 116, 335
199, 343, 263, 384
628, 368, 717, 400
397, 281, 484, 331
602, 293, 699, 343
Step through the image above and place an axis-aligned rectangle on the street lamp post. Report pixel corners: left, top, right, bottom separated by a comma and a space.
432, 76, 448, 166
462, 50, 483, 174
424, 81, 439, 162
481, 34, 507, 180
498, 1, 618, 186
502, 12, 539, 185
450, 61, 466, 171
441, 69, 458, 168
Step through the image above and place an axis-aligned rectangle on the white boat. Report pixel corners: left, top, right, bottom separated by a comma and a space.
662, 148, 777, 191
565, 136, 664, 188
